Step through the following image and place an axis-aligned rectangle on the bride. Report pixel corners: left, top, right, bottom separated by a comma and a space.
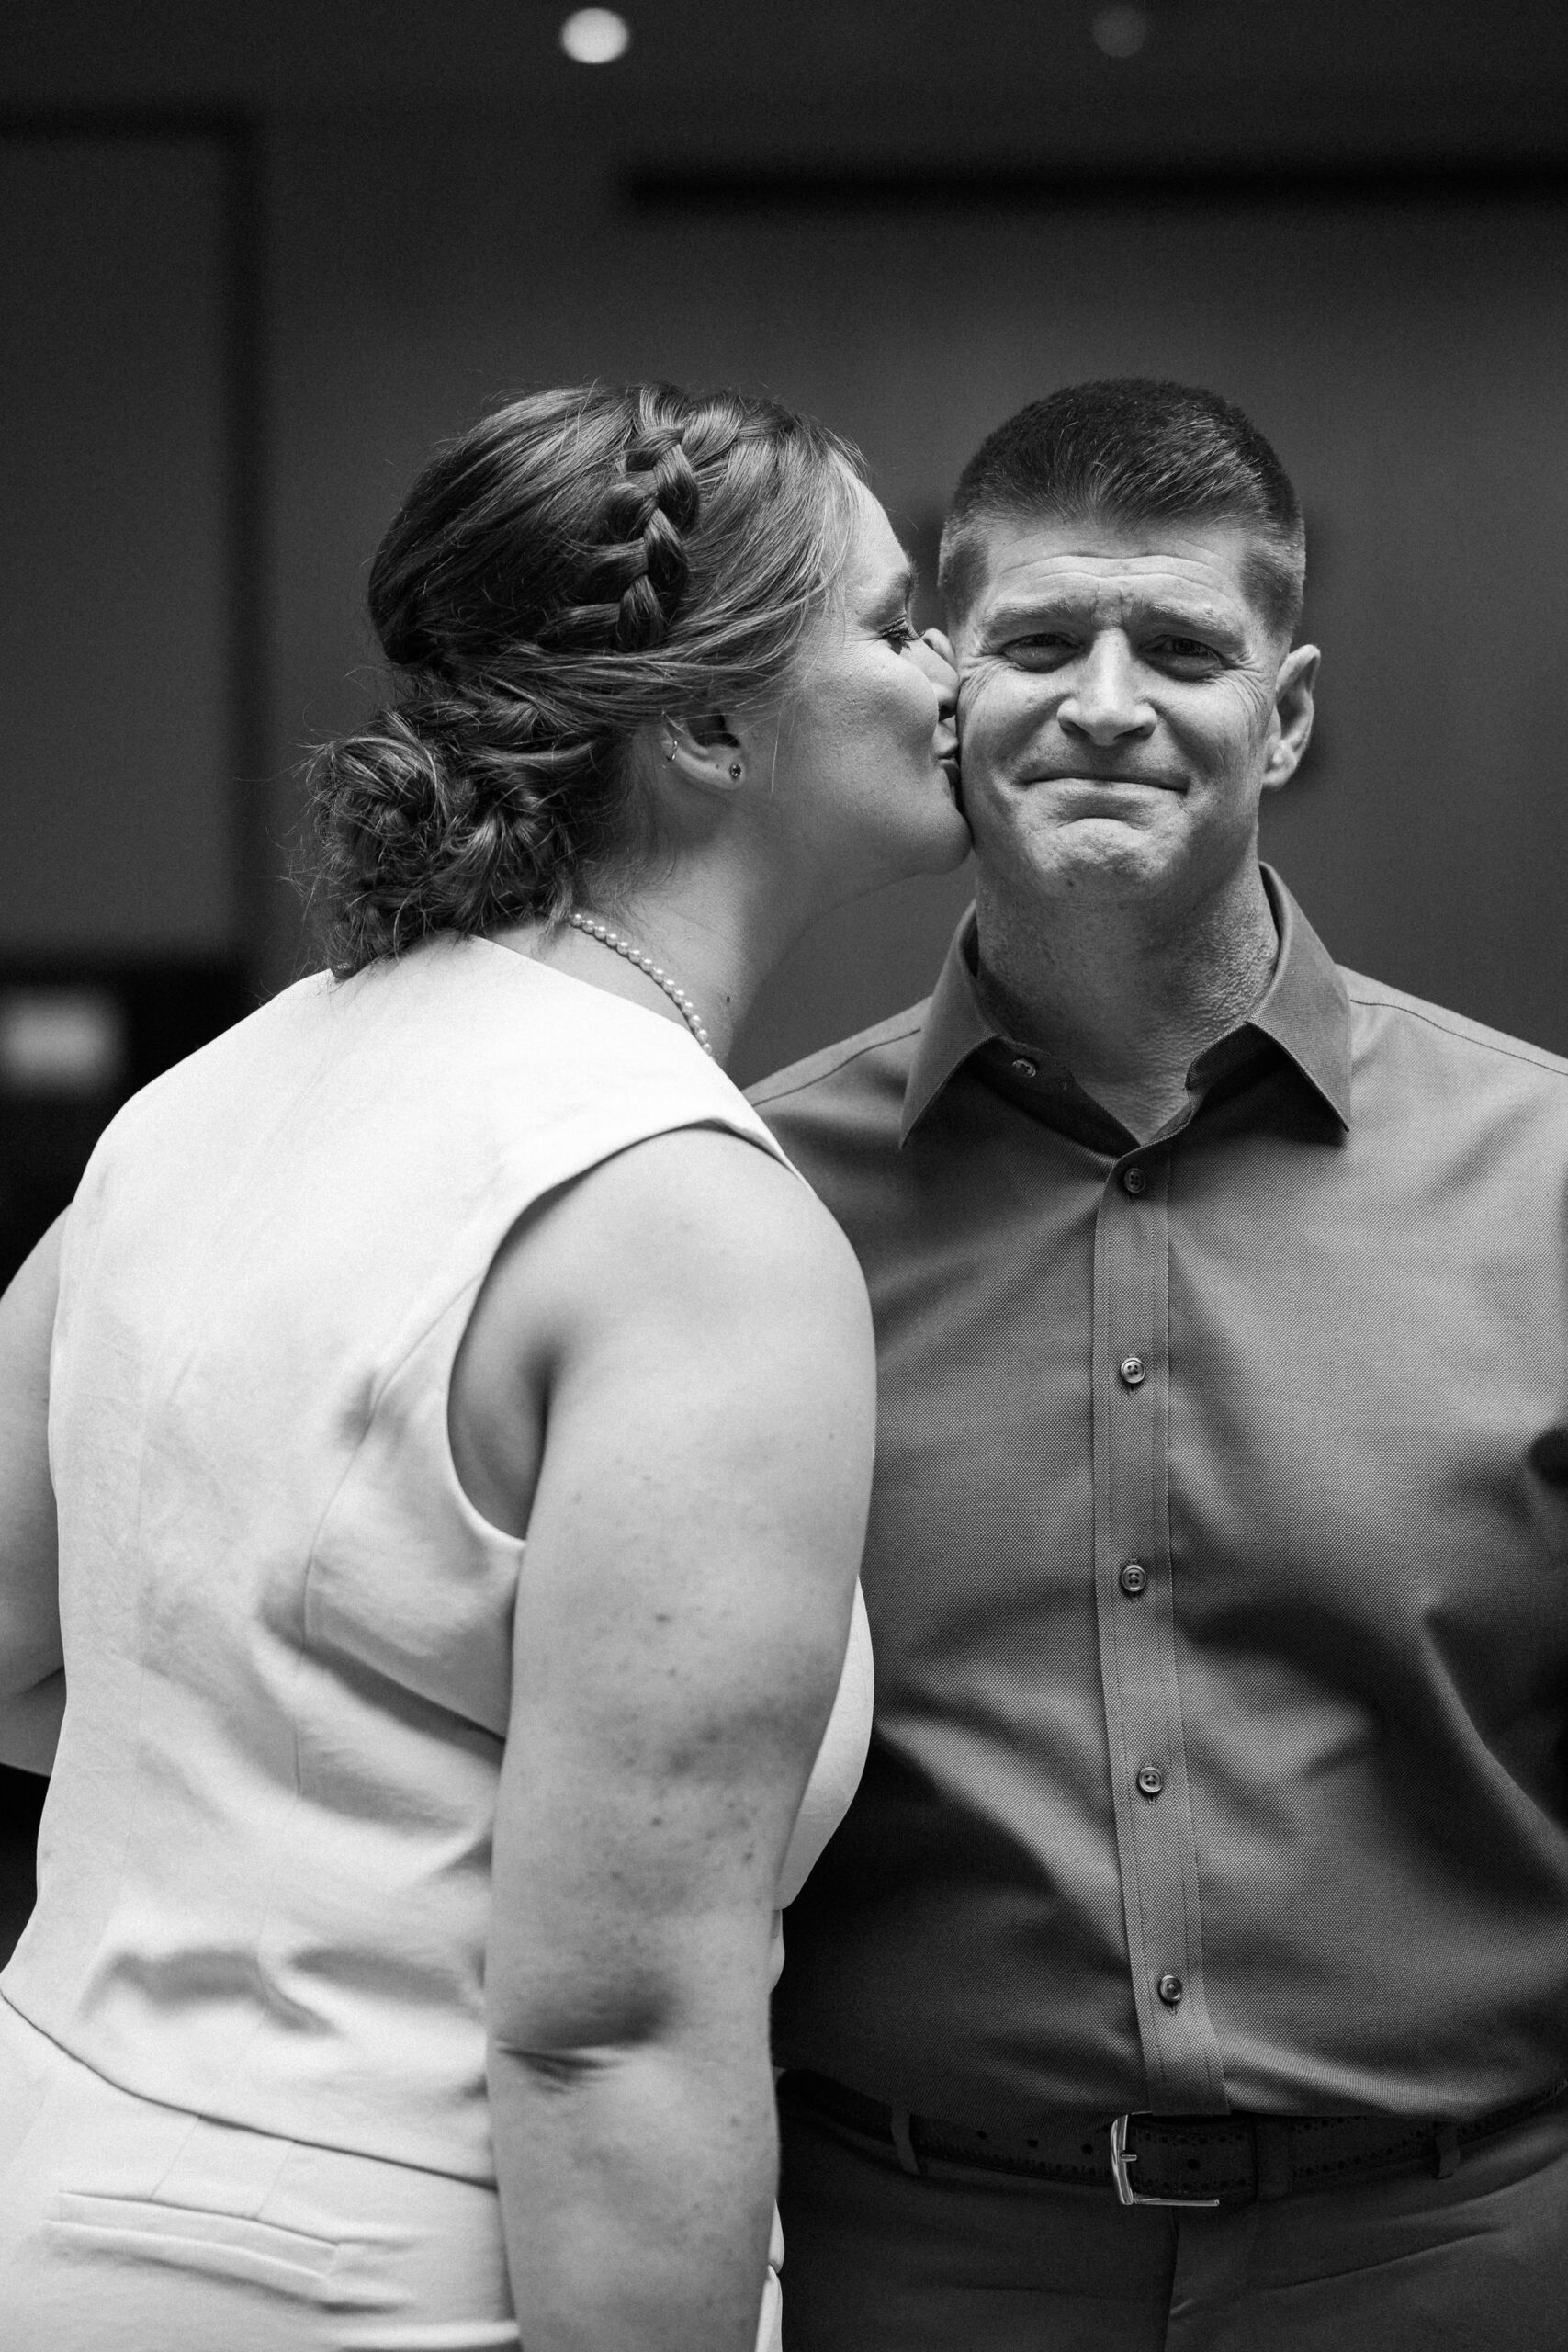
0, 381, 968, 2349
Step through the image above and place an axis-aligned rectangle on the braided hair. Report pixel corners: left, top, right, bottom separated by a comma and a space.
309, 384, 863, 976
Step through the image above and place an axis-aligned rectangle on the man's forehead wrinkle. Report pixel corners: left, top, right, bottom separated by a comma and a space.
978, 571, 1245, 640
967, 515, 1260, 624
976, 507, 1258, 561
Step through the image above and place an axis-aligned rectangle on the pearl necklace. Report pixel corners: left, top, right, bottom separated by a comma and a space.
569, 913, 714, 1055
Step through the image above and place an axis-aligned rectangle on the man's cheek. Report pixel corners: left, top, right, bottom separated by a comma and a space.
955, 659, 1013, 735
959, 674, 1048, 772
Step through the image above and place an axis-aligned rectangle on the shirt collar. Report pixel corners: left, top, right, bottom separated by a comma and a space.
899, 863, 1352, 1144
1244, 867, 1352, 1129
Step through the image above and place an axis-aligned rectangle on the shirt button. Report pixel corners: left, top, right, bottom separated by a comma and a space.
1119, 1355, 1145, 1388
1136, 1764, 1166, 1800
1157, 1973, 1184, 2008
1120, 1561, 1148, 1596
1122, 1165, 1147, 1196
1010, 1057, 1037, 1079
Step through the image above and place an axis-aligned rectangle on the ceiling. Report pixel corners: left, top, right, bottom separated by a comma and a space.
6, 1, 1567, 178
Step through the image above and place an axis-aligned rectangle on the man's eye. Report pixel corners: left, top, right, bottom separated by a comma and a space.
1005, 634, 1075, 662
1155, 638, 1219, 663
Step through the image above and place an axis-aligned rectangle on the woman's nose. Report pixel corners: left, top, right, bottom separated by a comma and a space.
916, 628, 959, 716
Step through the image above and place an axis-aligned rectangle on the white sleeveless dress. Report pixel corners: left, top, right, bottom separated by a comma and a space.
0, 936, 873, 2351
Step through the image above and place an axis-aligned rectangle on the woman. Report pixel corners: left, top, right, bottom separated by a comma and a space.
0, 382, 968, 2350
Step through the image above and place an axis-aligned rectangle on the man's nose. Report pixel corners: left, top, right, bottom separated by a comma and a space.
1058, 636, 1153, 745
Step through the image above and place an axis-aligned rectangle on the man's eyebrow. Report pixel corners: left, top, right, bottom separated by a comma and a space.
982, 591, 1240, 637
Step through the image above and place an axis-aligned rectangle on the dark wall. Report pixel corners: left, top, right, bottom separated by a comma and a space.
265, 122, 1568, 1072
0, 134, 242, 958
9, 119, 1562, 1077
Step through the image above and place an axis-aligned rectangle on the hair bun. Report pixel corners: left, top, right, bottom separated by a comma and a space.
310, 708, 448, 959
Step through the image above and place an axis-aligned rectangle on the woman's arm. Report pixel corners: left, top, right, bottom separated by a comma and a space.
0, 1217, 65, 1774
460, 1128, 874, 2352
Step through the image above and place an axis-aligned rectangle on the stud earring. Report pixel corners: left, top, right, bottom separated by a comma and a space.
664, 741, 678, 763
729, 761, 743, 781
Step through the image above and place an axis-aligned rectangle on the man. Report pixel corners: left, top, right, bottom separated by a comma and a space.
751, 379, 1568, 2350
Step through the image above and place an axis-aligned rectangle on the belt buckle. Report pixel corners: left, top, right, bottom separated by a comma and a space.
1109, 2113, 1222, 2209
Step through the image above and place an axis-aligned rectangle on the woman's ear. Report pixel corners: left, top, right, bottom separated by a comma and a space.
660, 713, 747, 794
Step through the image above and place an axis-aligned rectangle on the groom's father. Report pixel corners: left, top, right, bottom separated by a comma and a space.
752, 380, 1568, 2349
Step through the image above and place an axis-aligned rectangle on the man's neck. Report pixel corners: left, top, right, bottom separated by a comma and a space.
974, 862, 1280, 1145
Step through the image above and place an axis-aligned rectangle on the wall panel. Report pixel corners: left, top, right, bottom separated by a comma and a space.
0, 132, 238, 954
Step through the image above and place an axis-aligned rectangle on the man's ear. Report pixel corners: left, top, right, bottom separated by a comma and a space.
660, 712, 745, 795
1261, 644, 1319, 792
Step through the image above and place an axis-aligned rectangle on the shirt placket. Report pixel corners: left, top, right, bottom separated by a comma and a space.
1091, 1145, 1226, 2113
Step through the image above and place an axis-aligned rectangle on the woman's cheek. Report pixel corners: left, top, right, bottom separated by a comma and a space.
882, 650, 936, 733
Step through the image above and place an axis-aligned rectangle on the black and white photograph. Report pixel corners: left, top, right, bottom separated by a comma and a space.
2, 5, 1566, 2346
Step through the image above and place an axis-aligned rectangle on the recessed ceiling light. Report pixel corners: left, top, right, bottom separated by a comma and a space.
560, 8, 631, 65
1092, 5, 1149, 59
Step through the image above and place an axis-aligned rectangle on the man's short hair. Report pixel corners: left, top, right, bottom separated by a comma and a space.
940, 379, 1305, 642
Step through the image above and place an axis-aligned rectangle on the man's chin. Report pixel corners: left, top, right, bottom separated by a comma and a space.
990, 818, 1187, 899
1052, 808, 1181, 859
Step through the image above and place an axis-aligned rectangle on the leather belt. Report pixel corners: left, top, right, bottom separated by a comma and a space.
779, 2069, 1568, 2207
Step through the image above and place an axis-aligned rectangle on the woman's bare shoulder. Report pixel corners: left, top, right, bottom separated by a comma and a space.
504, 1123, 866, 1334
449, 1123, 871, 1539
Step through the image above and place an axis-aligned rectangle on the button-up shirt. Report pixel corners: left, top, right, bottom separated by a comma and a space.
751, 869, 1568, 2123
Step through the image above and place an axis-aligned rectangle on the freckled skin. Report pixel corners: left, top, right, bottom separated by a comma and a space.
947, 512, 1319, 1138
